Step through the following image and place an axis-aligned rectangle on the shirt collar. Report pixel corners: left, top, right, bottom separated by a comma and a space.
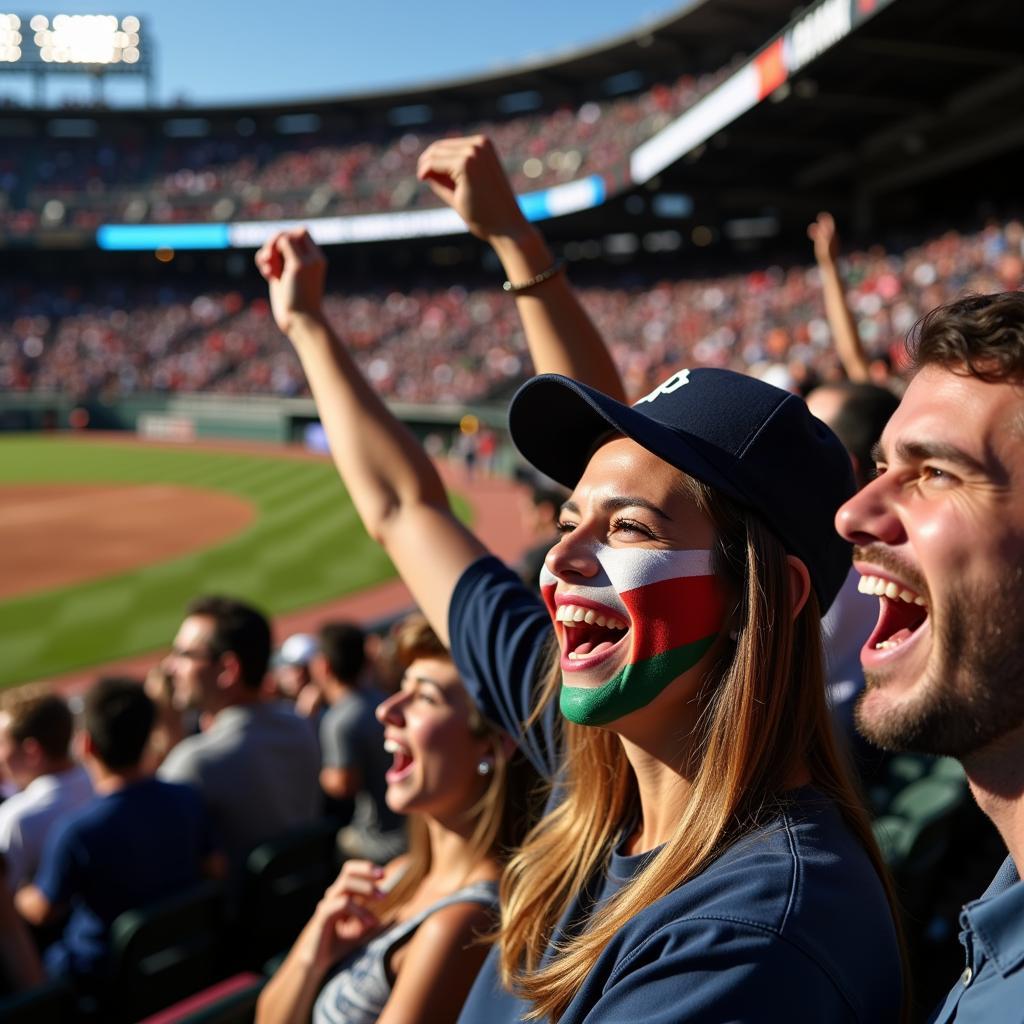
964, 855, 1024, 976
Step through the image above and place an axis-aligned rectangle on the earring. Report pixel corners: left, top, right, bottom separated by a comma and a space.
476, 759, 493, 776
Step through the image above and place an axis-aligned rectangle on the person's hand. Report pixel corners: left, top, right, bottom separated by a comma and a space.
306, 860, 386, 971
255, 228, 327, 336
808, 212, 840, 265
417, 135, 531, 242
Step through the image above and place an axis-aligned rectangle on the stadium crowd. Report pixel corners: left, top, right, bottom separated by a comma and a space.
2, 133, 1024, 1024
5, 65, 738, 232
2, 216, 1021, 404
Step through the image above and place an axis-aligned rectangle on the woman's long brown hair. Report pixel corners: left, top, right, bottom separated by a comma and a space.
496, 478, 908, 1021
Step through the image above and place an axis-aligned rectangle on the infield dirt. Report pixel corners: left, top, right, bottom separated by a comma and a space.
0, 483, 254, 602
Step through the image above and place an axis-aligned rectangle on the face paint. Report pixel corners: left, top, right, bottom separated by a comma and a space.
540, 544, 726, 726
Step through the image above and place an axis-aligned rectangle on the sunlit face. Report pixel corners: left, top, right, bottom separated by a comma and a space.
375, 656, 493, 821
163, 615, 221, 713
543, 437, 727, 730
836, 365, 1024, 756
273, 663, 310, 700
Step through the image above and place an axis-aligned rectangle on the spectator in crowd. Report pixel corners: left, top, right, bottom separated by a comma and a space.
158, 595, 321, 871
808, 212, 878, 385
0, 685, 92, 892
255, 141, 903, 1023
270, 631, 319, 705
513, 472, 568, 590
14, 678, 221, 991
315, 622, 406, 862
256, 614, 540, 1024
807, 383, 900, 775
837, 292, 1024, 1022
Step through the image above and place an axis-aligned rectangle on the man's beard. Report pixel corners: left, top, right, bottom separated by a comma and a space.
856, 572, 1024, 757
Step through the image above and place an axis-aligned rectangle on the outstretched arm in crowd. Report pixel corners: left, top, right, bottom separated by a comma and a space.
417, 135, 626, 401
808, 212, 871, 382
256, 230, 486, 646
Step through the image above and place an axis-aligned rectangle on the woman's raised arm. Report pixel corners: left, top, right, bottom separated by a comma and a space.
417, 135, 626, 400
256, 229, 487, 646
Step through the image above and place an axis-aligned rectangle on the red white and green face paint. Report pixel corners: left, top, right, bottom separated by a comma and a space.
540, 543, 726, 727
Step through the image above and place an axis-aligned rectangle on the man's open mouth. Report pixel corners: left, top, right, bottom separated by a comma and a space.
555, 602, 629, 662
858, 574, 929, 651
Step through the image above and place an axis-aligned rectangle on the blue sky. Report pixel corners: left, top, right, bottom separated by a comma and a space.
1, 1, 694, 107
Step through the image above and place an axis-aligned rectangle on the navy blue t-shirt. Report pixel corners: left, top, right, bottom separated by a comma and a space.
449, 556, 903, 1023
35, 776, 215, 979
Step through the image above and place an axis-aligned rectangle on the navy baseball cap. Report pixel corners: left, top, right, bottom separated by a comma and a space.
508, 368, 855, 612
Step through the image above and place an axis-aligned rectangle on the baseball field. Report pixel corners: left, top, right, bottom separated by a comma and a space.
0, 433, 469, 689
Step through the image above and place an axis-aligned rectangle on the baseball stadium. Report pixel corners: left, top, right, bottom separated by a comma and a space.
0, 0, 1022, 1020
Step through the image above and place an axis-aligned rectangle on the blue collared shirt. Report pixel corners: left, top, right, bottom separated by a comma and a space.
931, 855, 1024, 1022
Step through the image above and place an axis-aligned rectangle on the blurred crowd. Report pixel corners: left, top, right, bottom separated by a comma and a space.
0, 602, 418, 1016
3, 66, 739, 233
2, 217, 1021, 404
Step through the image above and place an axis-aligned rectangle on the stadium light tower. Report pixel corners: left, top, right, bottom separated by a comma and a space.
0, 12, 153, 106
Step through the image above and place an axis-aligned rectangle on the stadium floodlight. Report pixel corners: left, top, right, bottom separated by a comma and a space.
30, 12, 143, 65
1, 12, 153, 103
0, 13, 22, 63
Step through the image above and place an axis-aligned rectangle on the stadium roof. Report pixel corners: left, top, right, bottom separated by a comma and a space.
630, 0, 1024, 244
4, 0, 1021, 257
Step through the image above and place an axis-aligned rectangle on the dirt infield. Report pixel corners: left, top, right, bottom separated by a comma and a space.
27, 459, 533, 694
0, 483, 255, 602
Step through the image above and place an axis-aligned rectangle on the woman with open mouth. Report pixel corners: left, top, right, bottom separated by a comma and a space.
255, 154, 904, 1019
257, 614, 539, 1024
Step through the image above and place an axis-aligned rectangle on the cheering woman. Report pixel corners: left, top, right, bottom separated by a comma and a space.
255, 137, 903, 1023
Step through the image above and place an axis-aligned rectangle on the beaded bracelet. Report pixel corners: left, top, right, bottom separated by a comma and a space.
502, 259, 565, 293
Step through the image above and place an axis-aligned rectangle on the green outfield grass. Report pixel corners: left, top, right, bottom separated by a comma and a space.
0, 435, 458, 688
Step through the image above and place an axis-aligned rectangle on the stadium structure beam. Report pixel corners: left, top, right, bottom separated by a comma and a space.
715, 129, 835, 156
847, 37, 1023, 68
862, 119, 1024, 198
785, 91, 927, 117
795, 63, 1024, 189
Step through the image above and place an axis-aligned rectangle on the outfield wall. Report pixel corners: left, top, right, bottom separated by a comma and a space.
0, 391, 511, 453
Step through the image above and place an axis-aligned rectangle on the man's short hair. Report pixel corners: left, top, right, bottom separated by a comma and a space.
818, 383, 900, 483
0, 684, 74, 761
84, 677, 155, 771
317, 622, 366, 684
186, 595, 272, 690
911, 291, 1024, 383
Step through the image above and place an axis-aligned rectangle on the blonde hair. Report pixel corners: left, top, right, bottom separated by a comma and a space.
377, 613, 534, 917
498, 478, 906, 1020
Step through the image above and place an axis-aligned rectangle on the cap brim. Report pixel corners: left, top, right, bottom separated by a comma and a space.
508, 375, 748, 507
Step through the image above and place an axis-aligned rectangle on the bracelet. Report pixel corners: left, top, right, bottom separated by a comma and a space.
502, 260, 565, 294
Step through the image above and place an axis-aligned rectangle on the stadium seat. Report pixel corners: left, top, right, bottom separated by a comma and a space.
235, 817, 339, 968
104, 878, 229, 1023
867, 753, 932, 816
135, 971, 265, 1024
930, 756, 966, 784
0, 980, 74, 1024
871, 815, 915, 870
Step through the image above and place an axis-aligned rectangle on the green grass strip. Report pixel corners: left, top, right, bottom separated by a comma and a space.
0, 436, 469, 688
